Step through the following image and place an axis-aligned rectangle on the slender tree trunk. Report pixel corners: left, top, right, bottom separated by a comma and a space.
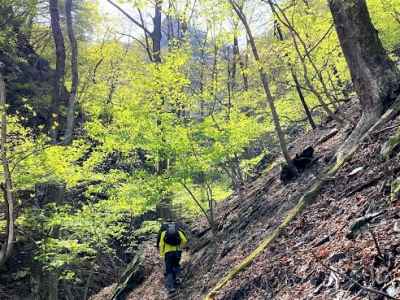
243, 47, 250, 90
231, 39, 237, 91
394, 10, 400, 26
181, 181, 215, 232
326, 68, 342, 104
204, 181, 217, 236
232, 154, 245, 188
49, 0, 66, 142
227, 56, 232, 119
288, 23, 343, 124
227, 38, 236, 118
291, 68, 317, 129
63, 0, 79, 144
48, 272, 58, 300
152, 39, 169, 174
166, 1, 174, 41
152, 0, 162, 63
233, 33, 249, 91
138, 9, 154, 62
269, 1, 345, 125
220, 160, 243, 192
0, 64, 15, 267
210, 42, 219, 115
230, 1, 291, 164
273, 3, 341, 115
199, 65, 205, 117
332, 64, 349, 99
83, 266, 95, 300
199, 30, 208, 118
274, 21, 316, 129
151, 0, 168, 173
106, 0, 154, 61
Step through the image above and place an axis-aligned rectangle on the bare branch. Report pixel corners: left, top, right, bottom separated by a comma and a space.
369, 227, 384, 261
303, 23, 334, 58
0, 65, 15, 267
138, 8, 154, 61
107, 0, 153, 37
180, 181, 211, 224
115, 31, 147, 49
312, 252, 399, 300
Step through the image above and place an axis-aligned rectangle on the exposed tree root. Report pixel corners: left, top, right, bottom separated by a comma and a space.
205, 98, 400, 300
315, 128, 339, 146
336, 96, 400, 162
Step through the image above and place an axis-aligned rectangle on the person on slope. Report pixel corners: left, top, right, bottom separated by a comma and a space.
157, 220, 188, 294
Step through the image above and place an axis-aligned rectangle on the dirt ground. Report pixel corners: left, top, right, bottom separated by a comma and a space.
93, 99, 400, 300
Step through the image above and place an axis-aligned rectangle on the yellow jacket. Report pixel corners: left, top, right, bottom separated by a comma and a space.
159, 230, 188, 257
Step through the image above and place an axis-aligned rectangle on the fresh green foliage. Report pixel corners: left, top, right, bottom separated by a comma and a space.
1, 0, 400, 297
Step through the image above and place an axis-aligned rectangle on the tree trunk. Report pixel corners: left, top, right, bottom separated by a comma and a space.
48, 272, 58, 300
231, 37, 237, 91
291, 68, 317, 129
274, 20, 316, 129
269, 1, 345, 125
274, 5, 341, 116
233, 33, 249, 91
152, 0, 162, 63
210, 42, 219, 116
49, 0, 66, 142
152, 0, 168, 173
106, 0, 155, 62
289, 26, 344, 125
181, 181, 215, 233
230, 1, 291, 164
329, 0, 400, 150
0, 64, 15, 267
199, 31, 208, 118
138, 8, 154, 62
227, 56, 233, 119
329, 0, 400, 116
63, 0, 79, 144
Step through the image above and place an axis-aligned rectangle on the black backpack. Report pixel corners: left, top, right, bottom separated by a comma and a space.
164, 223, 181, 246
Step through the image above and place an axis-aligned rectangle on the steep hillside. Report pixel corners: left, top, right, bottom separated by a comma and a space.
92, 97, 400, 300
207, 113, 400, 299
2, 1, 400, 299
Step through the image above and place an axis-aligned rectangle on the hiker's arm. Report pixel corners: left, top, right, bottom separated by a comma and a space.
156, 226, 163, 249
159, 231, 166, 257
179, 231, 188, 246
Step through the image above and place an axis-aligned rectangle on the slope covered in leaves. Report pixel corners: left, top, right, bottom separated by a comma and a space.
191, 103, 400, 300
210, 114, 400, 300
91, 97, 400, 299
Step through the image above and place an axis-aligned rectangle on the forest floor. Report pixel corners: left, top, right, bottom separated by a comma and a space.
92, 98, 400, 300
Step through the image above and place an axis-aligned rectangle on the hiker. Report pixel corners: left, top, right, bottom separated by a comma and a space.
157, 219, 188, 294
